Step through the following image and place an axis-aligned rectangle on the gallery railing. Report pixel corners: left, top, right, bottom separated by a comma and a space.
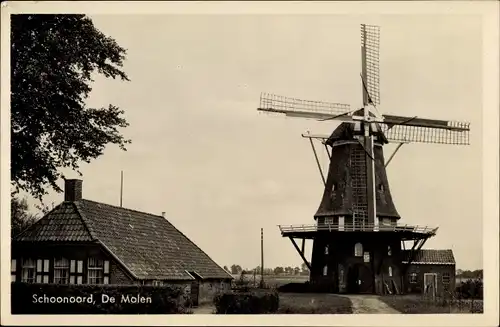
278, 223, 438, 235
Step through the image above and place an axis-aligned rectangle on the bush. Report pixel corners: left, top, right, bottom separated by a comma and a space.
11, 282, 192, 314
455, 278, 483, 299
213, 290, 279, 314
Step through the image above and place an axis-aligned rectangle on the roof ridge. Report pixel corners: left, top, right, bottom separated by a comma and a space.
72, 201, 97, 241
81, 198, 164, 219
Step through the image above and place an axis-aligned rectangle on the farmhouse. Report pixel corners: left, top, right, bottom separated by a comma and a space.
11, 179, 233, 306
402, 249, 456, 297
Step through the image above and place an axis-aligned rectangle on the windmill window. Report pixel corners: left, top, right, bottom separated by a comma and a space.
332, 183, 337, 192
323, 265, 328, 276
324, 217, 334, 225
354, 243, 363, 257
410, 272, 418, 283
325, 245, 329, 255
54, 257, 70, 284
388, 266, 393, 277
388, 246, 392, 256
379, 184, 384, 192
442, 272, 451, 284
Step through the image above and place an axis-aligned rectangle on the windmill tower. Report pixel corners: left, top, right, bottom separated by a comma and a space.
257, 24, 470, 294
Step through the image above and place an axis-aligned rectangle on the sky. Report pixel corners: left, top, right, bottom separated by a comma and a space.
24, 14, 483, 271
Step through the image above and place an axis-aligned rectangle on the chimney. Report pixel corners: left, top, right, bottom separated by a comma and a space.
64, 179, 83, 202
161, 212, 166, 218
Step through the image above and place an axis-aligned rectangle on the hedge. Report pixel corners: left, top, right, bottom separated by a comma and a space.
213, 290, 279, 314
455, 279, 483, 299
11, 282, 192, 314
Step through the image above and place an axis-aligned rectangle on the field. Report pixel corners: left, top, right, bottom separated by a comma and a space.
231, 274, 309, 288
277, 292, 353, 314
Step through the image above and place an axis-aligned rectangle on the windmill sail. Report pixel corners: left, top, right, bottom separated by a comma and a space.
258, 93, 352, 120
361, 24, 380, 106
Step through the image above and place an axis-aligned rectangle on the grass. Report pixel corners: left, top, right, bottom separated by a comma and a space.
379, 294, 483, 314
277, 292, 353, 314
232, 274, 309, 289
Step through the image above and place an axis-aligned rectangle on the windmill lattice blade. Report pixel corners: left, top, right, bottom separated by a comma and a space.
380, 123, 470, 145
258, 93, 351, 120
361, 24, 380, 105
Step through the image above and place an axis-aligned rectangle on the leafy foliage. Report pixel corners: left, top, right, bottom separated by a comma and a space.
11, 197, 41, 237
11, 14, 130, 199
11, 283, 192, 314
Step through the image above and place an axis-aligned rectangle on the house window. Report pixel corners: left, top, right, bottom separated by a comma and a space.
88, 258, 104, 284
36, 259, 50, 283
388, 266, 393, 277
21, 258, 36, 283
11, 259, 17, 282
388, 246, 392, 256
152, 280, 164, 286
409, 272, 418, 283
323, 265, 328, 276
354, 243, 363, 257
324, 217, 334, 225
442, 272, 451, 284
54, 258, 70, 284
324, 245, 329, 255
87, 258, 110, 285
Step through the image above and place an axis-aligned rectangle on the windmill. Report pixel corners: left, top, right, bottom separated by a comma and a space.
257, 24, 470, 294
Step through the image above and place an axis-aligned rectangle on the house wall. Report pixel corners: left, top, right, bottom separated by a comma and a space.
11, 242, 134, 285
310, 232, 404, 294
405, 264, 456, 297
198, 279, 232, 305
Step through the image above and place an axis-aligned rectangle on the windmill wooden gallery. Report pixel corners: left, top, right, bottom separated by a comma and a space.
257, 24, 469, 296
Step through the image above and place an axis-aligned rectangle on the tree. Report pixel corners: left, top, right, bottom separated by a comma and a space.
11, 197, 40, 237
230, 264, 242, 275
294, 267, 300, 275
301, 262, 309, 274
11, 14, 130, 199
274, 266, 284, 275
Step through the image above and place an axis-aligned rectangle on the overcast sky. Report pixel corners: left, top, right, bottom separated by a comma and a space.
28, 13, 483, 271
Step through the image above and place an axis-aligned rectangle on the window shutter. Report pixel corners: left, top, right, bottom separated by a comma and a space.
43, 259, 50, 273
11, 259, 16, 282
70, 276, 76, 284
37, 259, 43, 273
77, 276, 83, 284
77, 260, 83, 273
103, 260, 110, 284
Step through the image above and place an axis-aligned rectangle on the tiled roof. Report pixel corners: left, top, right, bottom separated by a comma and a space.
401, 249, 455, 265
14, 199, 233, 281
16, 202, 93, 242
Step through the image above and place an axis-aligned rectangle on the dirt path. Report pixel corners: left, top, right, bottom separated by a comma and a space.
340, 295, 401, 314
191, 304, 215, 314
